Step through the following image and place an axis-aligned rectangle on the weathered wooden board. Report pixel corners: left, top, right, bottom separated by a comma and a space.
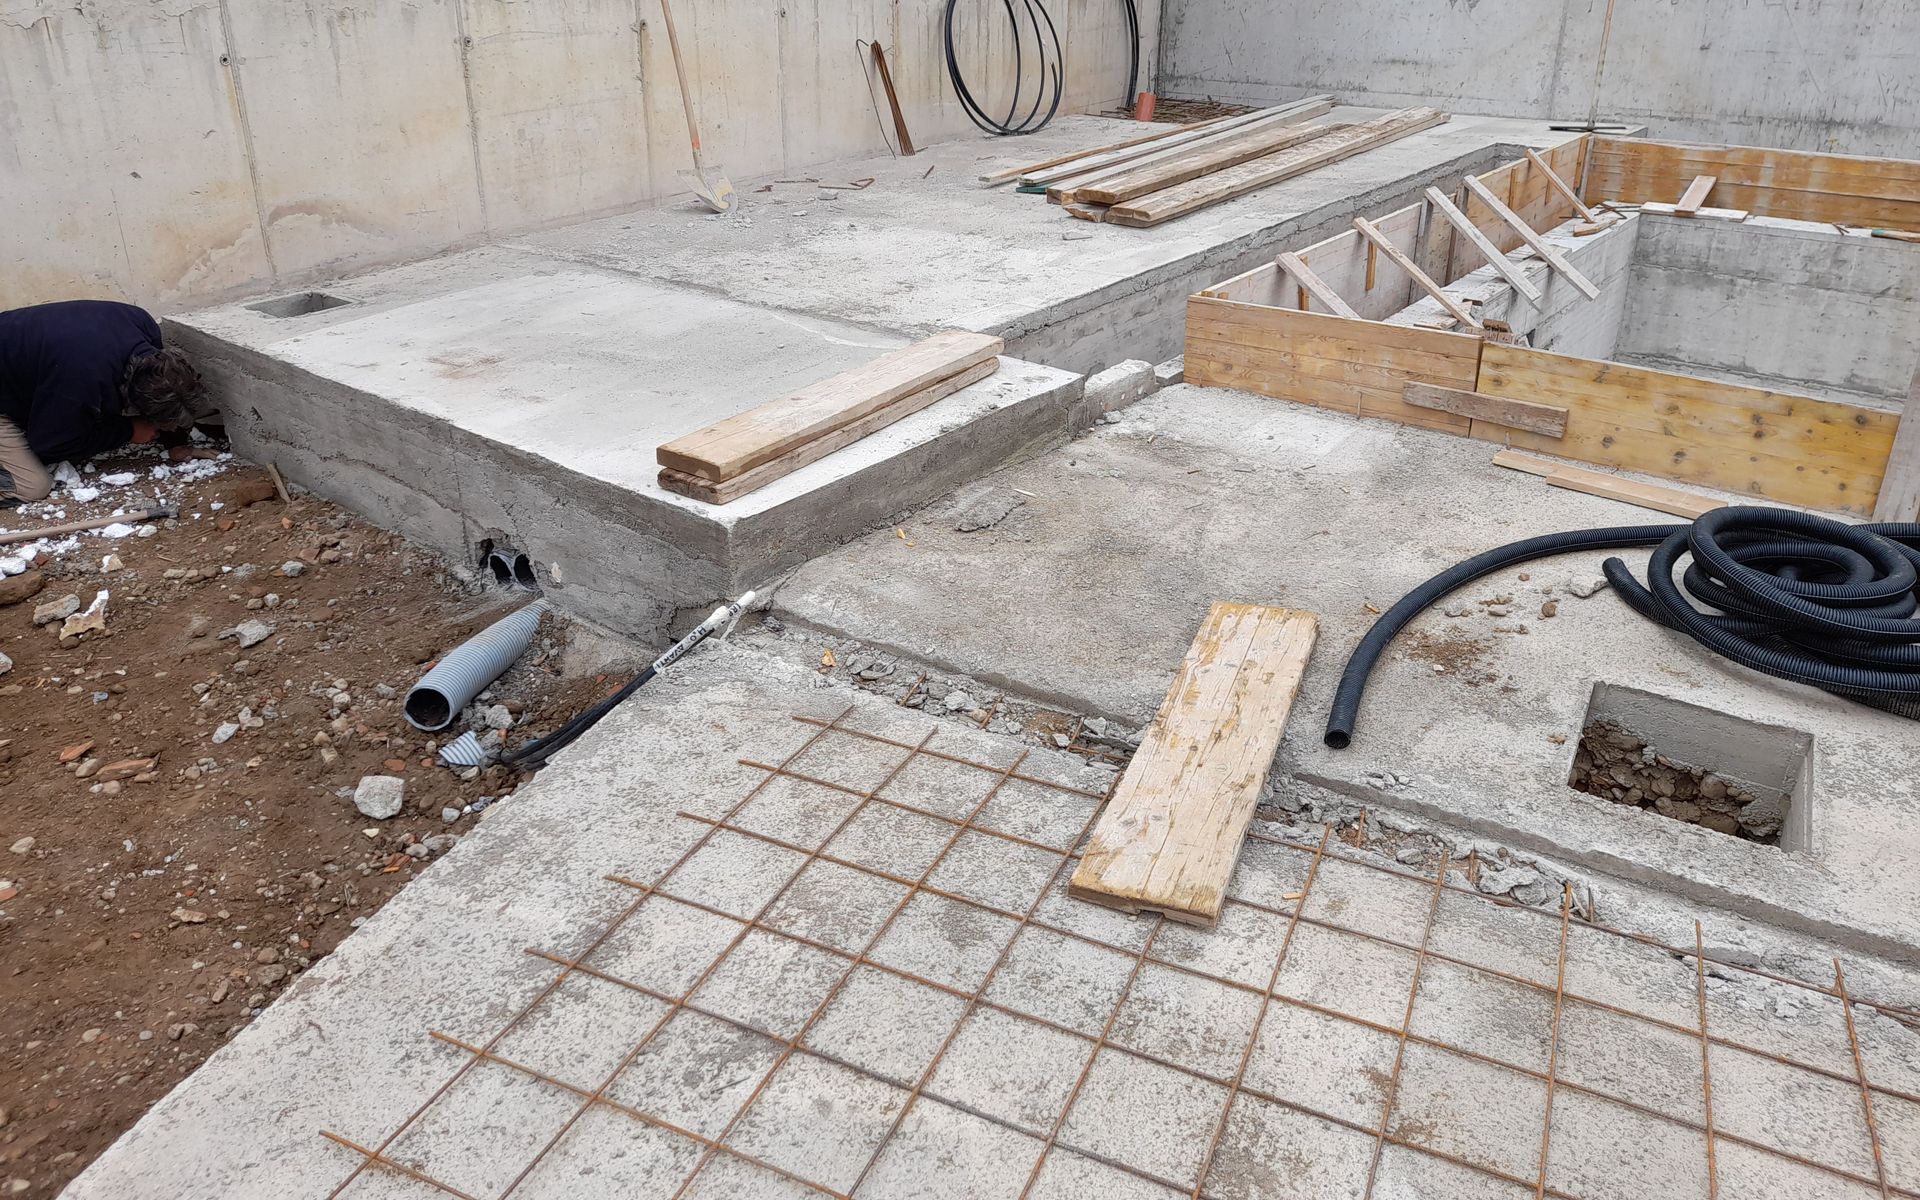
1404, 382, 1567, 436
1067, 120, 1340, 205
1673, 173, 1717, 216
658, 359, 998, 504
1492, 450, 1727, 519
1069, 602, 1318, 927
1584, 137, 1920, 228
657, 331, 1002, 482
1184, 297, 1481, 433
1353, 216, 1479, 328
1478, 344, 1897, 514
1104, 107, 1449, 227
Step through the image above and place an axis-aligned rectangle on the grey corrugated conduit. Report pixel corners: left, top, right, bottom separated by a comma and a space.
404, 599, 549, 731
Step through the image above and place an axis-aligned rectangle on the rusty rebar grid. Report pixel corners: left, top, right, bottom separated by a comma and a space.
320, 712, 1917, 1200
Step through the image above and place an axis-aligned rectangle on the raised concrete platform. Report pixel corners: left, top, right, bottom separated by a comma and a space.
773, 384, 1920, 961
511, 107, 1582, 374
166, 109, 1581, 639
168, 262, 1080, 640
66, 648, 1920, 1199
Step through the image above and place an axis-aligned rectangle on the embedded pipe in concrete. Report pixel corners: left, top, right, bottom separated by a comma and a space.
486, 549, 538, 591
405, 599, 549, 731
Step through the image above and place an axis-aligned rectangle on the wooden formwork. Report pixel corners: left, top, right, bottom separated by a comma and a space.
1183, 136, 1920, 517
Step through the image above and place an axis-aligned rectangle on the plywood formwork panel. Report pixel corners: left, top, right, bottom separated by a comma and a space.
1584, 138, 1920, 229
1478, 344, 1896, 514
1184, 297, 1479, 434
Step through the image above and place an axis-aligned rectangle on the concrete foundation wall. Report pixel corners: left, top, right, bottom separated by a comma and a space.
0, 0, 1159, 312
1156, 0, 1920, 159
1617, 218, 1920, 405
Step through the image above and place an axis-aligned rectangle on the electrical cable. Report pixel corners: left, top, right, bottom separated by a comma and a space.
1324, 506, 1920, 749
1119, 0, 1139, 109
944, 0, 1063, 136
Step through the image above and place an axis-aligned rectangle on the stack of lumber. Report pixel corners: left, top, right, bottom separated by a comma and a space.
656, 331, 1001, 505
1070, 602, 1319, 927
984, 103, 1448, 228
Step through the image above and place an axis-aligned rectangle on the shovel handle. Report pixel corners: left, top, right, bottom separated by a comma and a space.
656, 0, 707, 166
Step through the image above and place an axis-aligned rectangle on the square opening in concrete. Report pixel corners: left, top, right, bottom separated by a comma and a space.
1567, 683, 1813, 850
244, 291, 352, 318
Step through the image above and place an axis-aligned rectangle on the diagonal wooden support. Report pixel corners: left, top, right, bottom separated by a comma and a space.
1524, 147, 1602, 223
1352, 216, 1481, 329
1463, 175, 1600, 300
1277, 252, 1359, 317
1070, 602, 1318, 927
1675, 173, 1718, 216
1423, 187, 1545, 305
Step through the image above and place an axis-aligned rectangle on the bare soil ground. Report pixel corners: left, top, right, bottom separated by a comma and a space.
0, 452, 616, 1195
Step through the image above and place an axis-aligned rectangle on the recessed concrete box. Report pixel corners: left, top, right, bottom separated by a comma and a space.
167, 267, 1082, 640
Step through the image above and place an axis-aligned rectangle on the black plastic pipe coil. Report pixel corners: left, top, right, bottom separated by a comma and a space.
1324, 506, 1920, 749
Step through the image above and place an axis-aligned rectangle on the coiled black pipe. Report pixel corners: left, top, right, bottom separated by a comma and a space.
945, 0, 1063, 136
1324, 506, 1920, 749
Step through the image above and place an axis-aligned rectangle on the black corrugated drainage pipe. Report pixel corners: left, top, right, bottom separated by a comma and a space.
1324, 507, 1920, 749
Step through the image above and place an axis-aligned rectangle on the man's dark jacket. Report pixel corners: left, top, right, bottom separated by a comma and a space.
0, 300, 158, 463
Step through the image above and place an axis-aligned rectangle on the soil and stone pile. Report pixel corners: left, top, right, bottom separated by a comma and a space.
1569, 720, 1784, 843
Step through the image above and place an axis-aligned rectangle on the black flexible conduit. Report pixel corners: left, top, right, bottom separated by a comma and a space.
1324, 506, 1920, 749
945, 0, 1063, 135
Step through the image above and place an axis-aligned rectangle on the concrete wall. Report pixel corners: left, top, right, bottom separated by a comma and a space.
0, 0, 1158, 312
1157, 0, 1920, 159
1618, 217, 1920, 404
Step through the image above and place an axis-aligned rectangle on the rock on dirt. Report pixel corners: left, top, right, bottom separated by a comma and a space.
33, 593, 80, 626
353, 775, 406, 819
0, 570, 45, 608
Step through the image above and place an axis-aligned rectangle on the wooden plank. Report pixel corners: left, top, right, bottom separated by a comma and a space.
657, 331, 1002, 482
1673, 174, 1717, 216
1069, 602, 1318, 927
1022, 98, 1331, 188
1352, 216, 1480, 329
1068, 120, 1341, 205
1635, 202, 1749, 221
1106, 108, 1450, 228
1423, 187, 1544, 304
1276, 252, 1358, 317
1404, 382, 1567, 436
978, 115, 1234, 186
1524, 147, 1600, 222
1183, 297, 1479, 434
1872, 365, 1920, 521
658, 360, 998, 504
1492, 450, 1727, 519
1477, 343, 1896, 513
1046, 115, 1343, 203
1463, 175, 1600, 300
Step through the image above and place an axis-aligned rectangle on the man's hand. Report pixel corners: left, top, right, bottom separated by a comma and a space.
129, 419, 159, 445
168, 445, 220, 463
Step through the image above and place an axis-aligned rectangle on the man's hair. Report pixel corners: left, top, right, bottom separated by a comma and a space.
123, 347, 207, 429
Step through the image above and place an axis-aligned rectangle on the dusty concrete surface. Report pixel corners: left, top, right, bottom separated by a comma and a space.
168, 259, 1081, 642
773, 383, 1920, 959
508, 109, 1580, 374
63, 646, 1920, 1199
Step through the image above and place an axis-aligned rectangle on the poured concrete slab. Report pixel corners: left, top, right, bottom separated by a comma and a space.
66, 648, 1920, 1199
508, 108, 1584, 374
773, 384, 1920, 960
168, 261, 1080, 640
